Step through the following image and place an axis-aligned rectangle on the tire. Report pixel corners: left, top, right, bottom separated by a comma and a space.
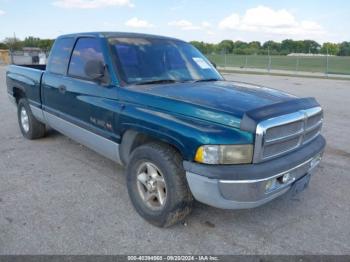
126, 142, 193, 227
17, 98, 46, 140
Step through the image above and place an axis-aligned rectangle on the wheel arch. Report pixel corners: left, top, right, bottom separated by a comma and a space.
12, 86, 26, 104
119, 129, 186, 166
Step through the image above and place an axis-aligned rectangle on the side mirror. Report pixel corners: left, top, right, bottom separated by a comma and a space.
84, 59, 105, 80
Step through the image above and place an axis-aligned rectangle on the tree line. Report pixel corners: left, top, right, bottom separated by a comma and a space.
0, 36, 54, 52
1, 36, 350, 56
190, 39, 350, 56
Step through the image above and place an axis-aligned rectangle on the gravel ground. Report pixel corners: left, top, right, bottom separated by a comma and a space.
0, 66, 349, 255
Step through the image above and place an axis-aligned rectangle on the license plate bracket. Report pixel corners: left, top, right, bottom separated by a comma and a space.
291, 173, 311, 196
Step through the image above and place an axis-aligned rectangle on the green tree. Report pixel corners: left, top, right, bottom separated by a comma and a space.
217, 40, 234, 53
280, 39, 295, 53
4, 37, 23, 51
190, 38, 350, 56
338, 42, 350, 56
0, 42, 8, 49
263, 41, 281, 50
190, 41, 207, 54
38, 39, 55, 52
262, 41, 282, 54
233, 41, 248, 49
320, 42, 340, 55
246, 41, 260, 55
302, 40, 321, 53
232, 41, 249, 54
23, 36, 41, 47
248, 41, 261, 49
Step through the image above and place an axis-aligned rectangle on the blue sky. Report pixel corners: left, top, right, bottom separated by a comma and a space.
0, 0, 349, 43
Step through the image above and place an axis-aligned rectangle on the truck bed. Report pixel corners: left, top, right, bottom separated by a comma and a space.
15, 64, 46, 71
6, 64, 45, 108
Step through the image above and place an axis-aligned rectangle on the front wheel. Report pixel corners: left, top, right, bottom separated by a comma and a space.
126, 142, 193, 227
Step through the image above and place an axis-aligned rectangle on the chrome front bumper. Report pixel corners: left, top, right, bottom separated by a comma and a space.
186, 153, 322, 209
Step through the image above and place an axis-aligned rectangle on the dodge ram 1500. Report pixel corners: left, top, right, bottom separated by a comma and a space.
6, 32, 325, 227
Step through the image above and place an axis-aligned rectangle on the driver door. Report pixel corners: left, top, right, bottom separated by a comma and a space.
61, 37, 120, 142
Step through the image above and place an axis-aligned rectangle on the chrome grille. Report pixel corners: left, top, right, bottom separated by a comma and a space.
264, 120, 303, 141
263, 137, 300, 157
253, 107, 323, 163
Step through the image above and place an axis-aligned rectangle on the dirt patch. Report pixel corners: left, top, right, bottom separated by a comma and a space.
326, 146, 350, 159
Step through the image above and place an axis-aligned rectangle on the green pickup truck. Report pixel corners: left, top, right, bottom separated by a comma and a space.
6, 32, 325, 227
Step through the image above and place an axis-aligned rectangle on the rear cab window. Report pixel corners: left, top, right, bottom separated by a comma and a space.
47, 37, 75, 75
68, 37, 106, 80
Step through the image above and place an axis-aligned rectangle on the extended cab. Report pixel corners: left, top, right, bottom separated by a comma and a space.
6, 32, 326, 227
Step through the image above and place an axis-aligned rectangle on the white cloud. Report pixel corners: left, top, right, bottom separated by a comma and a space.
0, 10, 5, 15
168, 20, 201, 30
218, 6, 325, 37
242, 6, 297, 28
301, 20, 322, 31
201, 22, 215, 35
125, 17, 154, 28
168, 20, 214, 33
52, 0, 134, 9
201, 21, 212, 28
218, 14, 240, 29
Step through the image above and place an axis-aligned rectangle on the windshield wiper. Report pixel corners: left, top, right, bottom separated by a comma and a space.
135, 79, 178, 85
194, 78, 220, 83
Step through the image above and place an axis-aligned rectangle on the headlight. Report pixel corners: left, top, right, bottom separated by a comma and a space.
194, 144, 253, 164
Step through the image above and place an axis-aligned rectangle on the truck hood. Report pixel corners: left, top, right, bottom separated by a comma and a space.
122, 80, 297, 128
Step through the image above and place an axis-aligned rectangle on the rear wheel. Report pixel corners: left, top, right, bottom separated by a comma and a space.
17, 98, 46, 139
126, 142, 193, 227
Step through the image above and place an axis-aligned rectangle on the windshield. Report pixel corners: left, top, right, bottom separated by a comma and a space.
108, 37, 223, 85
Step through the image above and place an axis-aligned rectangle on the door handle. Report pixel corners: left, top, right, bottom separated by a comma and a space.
58, 85, 67, 94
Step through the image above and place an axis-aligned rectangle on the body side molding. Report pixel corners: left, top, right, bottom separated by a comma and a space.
42, 110, 122, 164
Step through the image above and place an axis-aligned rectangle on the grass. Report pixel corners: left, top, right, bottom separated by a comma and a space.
206, 54, 350, 75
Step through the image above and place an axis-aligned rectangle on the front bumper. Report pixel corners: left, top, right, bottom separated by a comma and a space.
184, 135, 325, 209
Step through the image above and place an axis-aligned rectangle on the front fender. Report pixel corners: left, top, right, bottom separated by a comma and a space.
119, 105, 253, 161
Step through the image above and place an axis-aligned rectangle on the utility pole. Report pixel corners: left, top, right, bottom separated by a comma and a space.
9, 32, 16, 64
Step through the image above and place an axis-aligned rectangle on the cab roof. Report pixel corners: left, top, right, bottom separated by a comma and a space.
57, 32, 185, 42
